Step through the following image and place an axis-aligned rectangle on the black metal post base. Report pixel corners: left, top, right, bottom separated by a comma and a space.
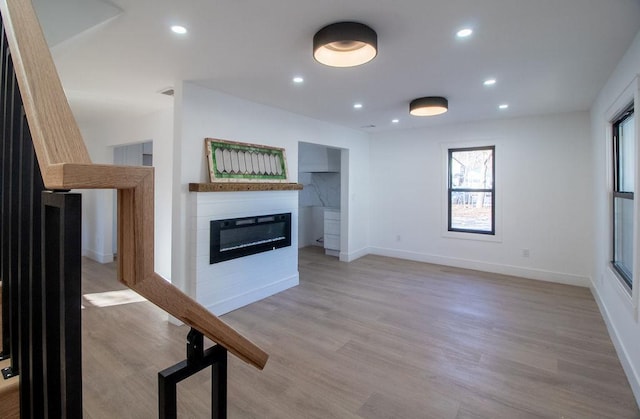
1, 365, 15, 379
158, 328, 228, 419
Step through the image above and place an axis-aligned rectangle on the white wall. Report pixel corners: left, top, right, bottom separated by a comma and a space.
369, 112, 592, 286
171, 82, 370, 298
590, 29, 640, 406
79, 107, 174, 280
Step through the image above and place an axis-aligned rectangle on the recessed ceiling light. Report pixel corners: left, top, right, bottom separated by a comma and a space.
392, 119, 399, 123
171, 25, 187, 34
292, 76, 304, 83
483, 78, 496, 86
499, 104, 509, 109
353, 103, 363, 109
456, 28, 473, 38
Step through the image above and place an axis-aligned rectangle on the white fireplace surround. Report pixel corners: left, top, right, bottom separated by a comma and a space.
188, 190, 299, 315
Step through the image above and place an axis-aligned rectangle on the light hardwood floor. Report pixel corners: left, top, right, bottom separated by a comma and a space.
82, 247, 640, 418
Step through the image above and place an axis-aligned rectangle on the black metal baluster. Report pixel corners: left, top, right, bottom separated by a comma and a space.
211, 345, 227, 419
0, 22, 10, 361
26, 114, 45, 419
3, 55, 22, 380
41, 192, 82, 418
158, 329, 228, 419
17, 102, 32, 418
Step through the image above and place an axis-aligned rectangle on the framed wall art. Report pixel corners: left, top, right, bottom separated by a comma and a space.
205, 138, 289, 183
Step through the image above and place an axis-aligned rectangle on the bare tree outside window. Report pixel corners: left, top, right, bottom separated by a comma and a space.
448, 146, 495, 234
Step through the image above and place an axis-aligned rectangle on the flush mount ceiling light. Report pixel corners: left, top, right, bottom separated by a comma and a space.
313, 21, 377, 67
409, 97, 448, 116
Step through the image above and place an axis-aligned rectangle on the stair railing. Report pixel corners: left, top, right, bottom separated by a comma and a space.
0, 0, 268, 416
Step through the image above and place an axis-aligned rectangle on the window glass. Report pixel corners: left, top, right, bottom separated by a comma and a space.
450, 192, 493, 231
619, 116, 634, 192
613, 197, 633, 283
450, 149, 494, 189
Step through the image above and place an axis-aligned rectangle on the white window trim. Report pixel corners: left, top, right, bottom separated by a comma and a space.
604, 75, 639, 319
440, 140, 502, 243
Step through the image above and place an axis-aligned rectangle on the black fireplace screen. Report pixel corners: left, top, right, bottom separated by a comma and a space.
210, 213, 291, 264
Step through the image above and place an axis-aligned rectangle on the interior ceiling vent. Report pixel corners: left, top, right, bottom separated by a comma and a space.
159, 87, 174, 96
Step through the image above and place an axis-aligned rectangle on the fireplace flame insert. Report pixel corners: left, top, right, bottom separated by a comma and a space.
210, 212, 291, 264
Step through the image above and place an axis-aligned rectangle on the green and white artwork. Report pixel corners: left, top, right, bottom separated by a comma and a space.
205, 138, 289, 182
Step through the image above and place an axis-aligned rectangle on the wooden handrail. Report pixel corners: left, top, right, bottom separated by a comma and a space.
0, 0, 268, 369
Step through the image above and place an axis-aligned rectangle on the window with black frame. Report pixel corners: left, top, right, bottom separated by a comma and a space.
448, 146, 495, 234
612, 104, 634, 290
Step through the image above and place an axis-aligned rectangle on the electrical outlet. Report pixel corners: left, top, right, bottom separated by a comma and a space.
522, 249, 530, 258
396, 235, 401, 242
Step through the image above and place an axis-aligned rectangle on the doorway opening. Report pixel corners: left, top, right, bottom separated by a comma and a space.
297, 142, 345, 258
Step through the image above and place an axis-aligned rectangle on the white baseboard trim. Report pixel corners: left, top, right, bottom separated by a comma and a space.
83, 248, 114, 264
340, 247, 369, 262
368, 247, 590, 287
206, 274, 299, 316
592, 284, 640, 409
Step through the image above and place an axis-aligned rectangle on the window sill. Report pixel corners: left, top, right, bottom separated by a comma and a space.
608, 264, 633, 296
441, 230, 502, 243
605, 265, 637, 322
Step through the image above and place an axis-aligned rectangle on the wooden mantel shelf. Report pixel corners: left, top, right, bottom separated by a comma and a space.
189, 182, 303, 192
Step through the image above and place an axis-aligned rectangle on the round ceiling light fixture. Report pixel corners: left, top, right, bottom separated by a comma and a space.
313, 22, 378, 67
409, 97, 449, 116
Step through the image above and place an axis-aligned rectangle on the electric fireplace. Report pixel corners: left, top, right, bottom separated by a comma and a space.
209, 212, 291, 264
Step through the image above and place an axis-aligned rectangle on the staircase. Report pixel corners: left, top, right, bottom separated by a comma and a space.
0, 0, 268, 416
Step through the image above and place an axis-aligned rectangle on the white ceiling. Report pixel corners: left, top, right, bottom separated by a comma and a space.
35, 0, 640, 131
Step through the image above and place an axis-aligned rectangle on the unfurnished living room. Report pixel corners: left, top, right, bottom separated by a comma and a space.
1, 0, 640, 417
